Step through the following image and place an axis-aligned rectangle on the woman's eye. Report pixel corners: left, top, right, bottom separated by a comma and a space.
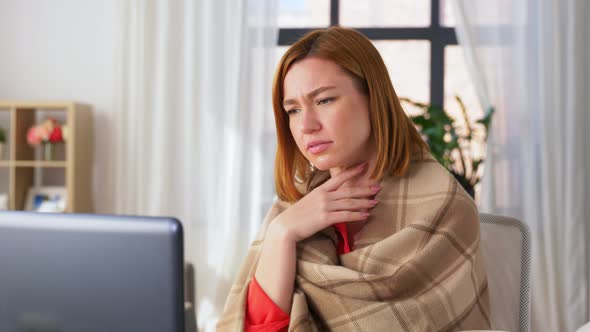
286, 108, 300, 116
317, 97, 334, 105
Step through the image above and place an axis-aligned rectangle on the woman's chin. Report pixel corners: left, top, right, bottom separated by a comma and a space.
312, 158, 344, 171
313, 164, 330, 171
310, 154, 357, 171
314, 159, 367, 173
311, 160, 334, 171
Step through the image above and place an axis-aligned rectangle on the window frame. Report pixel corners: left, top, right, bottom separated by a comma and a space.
277, 0, 457, 107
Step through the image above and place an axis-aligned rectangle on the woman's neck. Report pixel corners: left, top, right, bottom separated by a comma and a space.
329, 151, 380, 186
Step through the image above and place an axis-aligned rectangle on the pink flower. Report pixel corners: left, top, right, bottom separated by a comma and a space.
27, 127, 42, 145
27, 118, 65, 146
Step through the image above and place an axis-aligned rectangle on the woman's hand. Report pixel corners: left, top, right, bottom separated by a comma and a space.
254, 162, 379, 312
272, 162, 381, 243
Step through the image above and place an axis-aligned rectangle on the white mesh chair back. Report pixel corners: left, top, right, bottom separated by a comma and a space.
479, 213, 531, 332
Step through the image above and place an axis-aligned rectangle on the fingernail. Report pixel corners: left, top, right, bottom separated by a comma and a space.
362, 212, 370, 217
357, 162, 367, 170
370, 185, 381, 193
369, 199, 379, 205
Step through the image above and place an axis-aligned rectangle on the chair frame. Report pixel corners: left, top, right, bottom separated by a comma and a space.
480, 213, 532, 332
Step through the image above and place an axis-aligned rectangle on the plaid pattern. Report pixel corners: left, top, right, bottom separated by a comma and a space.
218, 155, 490, 331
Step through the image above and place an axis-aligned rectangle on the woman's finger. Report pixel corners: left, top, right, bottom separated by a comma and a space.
327, 198, 378, 211
322, 162, 367, 191
326, 210, 371, 224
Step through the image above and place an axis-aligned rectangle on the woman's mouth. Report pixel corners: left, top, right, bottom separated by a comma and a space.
307, 141, 332, 154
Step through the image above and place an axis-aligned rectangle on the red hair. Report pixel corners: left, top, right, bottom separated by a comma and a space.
272, 26, 428, 202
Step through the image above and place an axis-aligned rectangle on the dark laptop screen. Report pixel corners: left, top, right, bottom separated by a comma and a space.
0, 212, 184, 332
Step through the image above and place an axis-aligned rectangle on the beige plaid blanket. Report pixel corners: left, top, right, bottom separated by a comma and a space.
217, 155, 490, 331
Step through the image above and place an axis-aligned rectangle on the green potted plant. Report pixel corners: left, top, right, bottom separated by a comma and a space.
402, 96, 494, 198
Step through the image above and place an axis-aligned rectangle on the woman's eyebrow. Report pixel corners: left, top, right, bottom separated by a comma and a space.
283, 86, 337, 107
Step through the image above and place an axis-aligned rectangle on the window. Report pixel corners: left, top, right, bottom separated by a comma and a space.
277, 0, 482, 122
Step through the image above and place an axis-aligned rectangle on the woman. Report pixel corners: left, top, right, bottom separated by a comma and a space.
218, 26, 490, 332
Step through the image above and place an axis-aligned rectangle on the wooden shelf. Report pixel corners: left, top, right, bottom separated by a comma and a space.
0, 101, 94, 212
0, 101, 81, 109
0, 160, 67, 168
14, 161, 68, 168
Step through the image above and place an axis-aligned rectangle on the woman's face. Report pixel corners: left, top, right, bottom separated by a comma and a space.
282, 56, 374, 171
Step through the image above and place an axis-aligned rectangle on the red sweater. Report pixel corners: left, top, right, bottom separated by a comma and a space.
245, 223, 353, 332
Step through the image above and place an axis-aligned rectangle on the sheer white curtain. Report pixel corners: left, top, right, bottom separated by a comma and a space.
113, 0, 278, 329
452, 0, 590, 331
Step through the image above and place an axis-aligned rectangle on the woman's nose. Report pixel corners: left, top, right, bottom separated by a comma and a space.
300, 110, 321, 134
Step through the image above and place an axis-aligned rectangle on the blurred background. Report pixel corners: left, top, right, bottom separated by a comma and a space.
0, 0, 588, 331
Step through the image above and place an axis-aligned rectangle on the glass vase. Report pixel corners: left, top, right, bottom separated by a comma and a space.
43, 143, 54, 161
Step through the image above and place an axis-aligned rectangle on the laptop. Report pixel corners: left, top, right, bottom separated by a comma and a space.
0, 211, 184, 332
